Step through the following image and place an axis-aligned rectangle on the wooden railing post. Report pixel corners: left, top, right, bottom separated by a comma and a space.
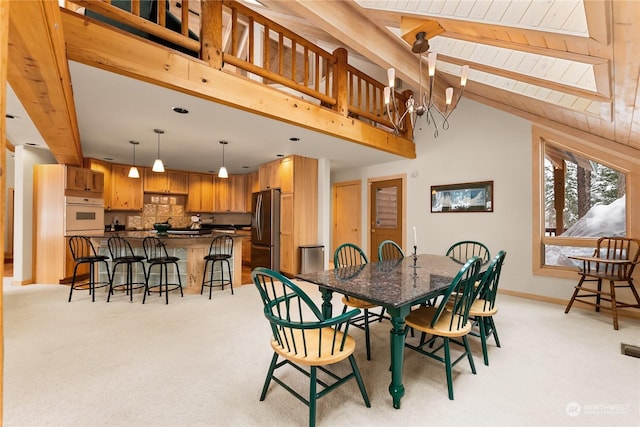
333, 47, 348, 117
201, 0, 223, 70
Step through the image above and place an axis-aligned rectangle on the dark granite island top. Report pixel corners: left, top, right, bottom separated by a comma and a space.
91, 231, 245, 294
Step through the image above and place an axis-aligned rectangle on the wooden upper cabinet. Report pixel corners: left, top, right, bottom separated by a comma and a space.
111, 164, 144, 210
213, 175, 246, 212
245, 171, 259, 212
187, 173, 214, 212
65, 165, 104, 196
143, 168, 189, 194
280, 156, 294, 193
85, 158, 112, 208
228, 174, 246, 212
259, 159, 281, 190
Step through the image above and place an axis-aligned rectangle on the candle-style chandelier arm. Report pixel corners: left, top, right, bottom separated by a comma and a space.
383, 30, 469, 140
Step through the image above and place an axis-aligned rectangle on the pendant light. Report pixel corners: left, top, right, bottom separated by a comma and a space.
127, 140, 140, 178
218, 140, 229, 179
152, 128, 165, 172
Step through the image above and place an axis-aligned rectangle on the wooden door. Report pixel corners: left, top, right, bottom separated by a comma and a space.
369, 178, 404, 261
332, 180, 361, 260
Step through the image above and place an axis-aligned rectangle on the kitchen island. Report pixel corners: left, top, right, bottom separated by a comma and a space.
91, 231, 244, 295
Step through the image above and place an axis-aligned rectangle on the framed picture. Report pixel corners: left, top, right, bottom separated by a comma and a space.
431, 180, 493, 213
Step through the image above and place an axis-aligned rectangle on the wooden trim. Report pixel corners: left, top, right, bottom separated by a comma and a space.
1, 0, 8, 418
8, 0, 83, 166
498, 289, 640, 321
73, 0, 200, 52
61, 9, 416, 159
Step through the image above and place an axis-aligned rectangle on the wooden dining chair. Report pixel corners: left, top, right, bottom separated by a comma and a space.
378, 239, 405, 261
404, 257, 483, 400
468, 250, 507, 366
252, 267, 370, 427
446, 240, 491, 266
334, 243, 384, 360
564, 237, 640, 330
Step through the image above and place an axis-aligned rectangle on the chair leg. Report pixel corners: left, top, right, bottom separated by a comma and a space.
564, 276, 586, 313
176, 262, 183, 297
463, 335, 477, 375
348, 355, 371, 407
226, 259, 233, 295
260, 353, 278, 401
443, 337, 454, 400
610, 280, 619, 330
309, 366, 317, 427
490, 318, 501, 347
595, 279, 603, 312
478, 316, 489, 366
209, 261, 215, 299
200, 260, 208, 296
68, 262, 81, 302
363, 309, 371, 361
89, 262, 96, 302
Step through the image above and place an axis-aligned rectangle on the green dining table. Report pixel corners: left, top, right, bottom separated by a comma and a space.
296, 253, 463, 409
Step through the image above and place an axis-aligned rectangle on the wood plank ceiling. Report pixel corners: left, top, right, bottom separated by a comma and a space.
249, 0, 640, 152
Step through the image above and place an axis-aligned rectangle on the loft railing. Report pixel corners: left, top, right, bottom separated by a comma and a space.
67, 0, 412, 138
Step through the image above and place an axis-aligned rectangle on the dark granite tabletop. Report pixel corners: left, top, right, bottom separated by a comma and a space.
296, 254, 463, 309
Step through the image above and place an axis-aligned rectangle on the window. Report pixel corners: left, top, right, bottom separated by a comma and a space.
532, 127, 640, 278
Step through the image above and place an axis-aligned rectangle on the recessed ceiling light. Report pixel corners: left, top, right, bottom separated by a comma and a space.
242, 166, 249, 169
5, 114, 18, 119
25, 142, 38, 146
172, 107, 189, 114
289, 137, 300, 142
276, 154, 285, 157
104, 157, 114, 161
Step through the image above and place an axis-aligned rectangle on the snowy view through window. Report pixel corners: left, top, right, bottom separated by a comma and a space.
543, 153, 625, 268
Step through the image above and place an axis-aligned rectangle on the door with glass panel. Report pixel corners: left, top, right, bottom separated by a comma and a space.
369, 178, 403, 261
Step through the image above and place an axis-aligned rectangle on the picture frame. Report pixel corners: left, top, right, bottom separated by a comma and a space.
431, 180, 493, 213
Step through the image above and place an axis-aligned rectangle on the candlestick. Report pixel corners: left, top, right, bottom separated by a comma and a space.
413, 226, 417, 247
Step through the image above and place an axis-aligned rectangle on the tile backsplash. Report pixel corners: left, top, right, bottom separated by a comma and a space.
104, 195, 252, 230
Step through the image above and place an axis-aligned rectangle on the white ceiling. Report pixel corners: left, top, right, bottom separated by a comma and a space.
5, 59, 403, 174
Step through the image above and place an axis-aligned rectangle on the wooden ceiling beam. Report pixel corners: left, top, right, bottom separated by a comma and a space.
60, 9, 415, 159
437, 53, 610, 103
7, 0, 82, 166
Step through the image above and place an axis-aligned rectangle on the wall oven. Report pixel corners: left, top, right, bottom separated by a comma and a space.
65, 196, 104, 236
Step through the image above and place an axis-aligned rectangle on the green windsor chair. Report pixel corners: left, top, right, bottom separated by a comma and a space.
378, 239, 405, 261
446, 240, 491, 266
252, 267, 370, 427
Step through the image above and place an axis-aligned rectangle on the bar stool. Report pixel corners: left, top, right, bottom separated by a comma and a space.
142, 237, 184, 304
201, 235, 234, 299
68, 236, 111, 302
107, 236, 146, 302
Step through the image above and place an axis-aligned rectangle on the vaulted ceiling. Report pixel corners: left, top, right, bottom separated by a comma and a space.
5, 1, 640, 174
248, 0, 640, 149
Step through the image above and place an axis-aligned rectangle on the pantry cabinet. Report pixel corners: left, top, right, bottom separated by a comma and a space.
214, 175, 246, 212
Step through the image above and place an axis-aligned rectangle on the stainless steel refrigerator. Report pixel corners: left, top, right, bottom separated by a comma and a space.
251, 189, 281, 271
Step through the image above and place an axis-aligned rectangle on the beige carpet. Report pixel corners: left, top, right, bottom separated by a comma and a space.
3, 278, 640, 426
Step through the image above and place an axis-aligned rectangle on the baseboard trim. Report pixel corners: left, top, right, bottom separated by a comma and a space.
499, 289, 640, 320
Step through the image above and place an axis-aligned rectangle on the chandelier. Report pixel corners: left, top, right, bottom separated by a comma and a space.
384, 31, 469, 139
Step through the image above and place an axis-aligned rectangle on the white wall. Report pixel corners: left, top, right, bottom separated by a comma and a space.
13, 146, 56, 284
331, 99, 574, 301
5, 151, 15, 253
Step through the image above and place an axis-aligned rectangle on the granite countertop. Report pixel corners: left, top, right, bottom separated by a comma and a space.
97, 230, 244, 239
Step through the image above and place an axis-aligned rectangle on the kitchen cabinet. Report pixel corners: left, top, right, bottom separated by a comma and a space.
111, 164, 144, 210
214, 174, 246, 212
143, 168, 189, 194
65, 165, 104, 196
259, 159, 281, 190
278, 155, 318, 277
245, 171, 259, 212
187, 173, 214, 212
86, 158, 112, 209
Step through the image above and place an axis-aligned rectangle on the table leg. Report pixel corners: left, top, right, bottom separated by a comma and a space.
319, 287, 334, 319
387, 306, 410, 409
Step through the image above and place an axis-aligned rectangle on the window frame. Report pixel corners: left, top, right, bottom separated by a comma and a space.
532, 126, 640, 279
